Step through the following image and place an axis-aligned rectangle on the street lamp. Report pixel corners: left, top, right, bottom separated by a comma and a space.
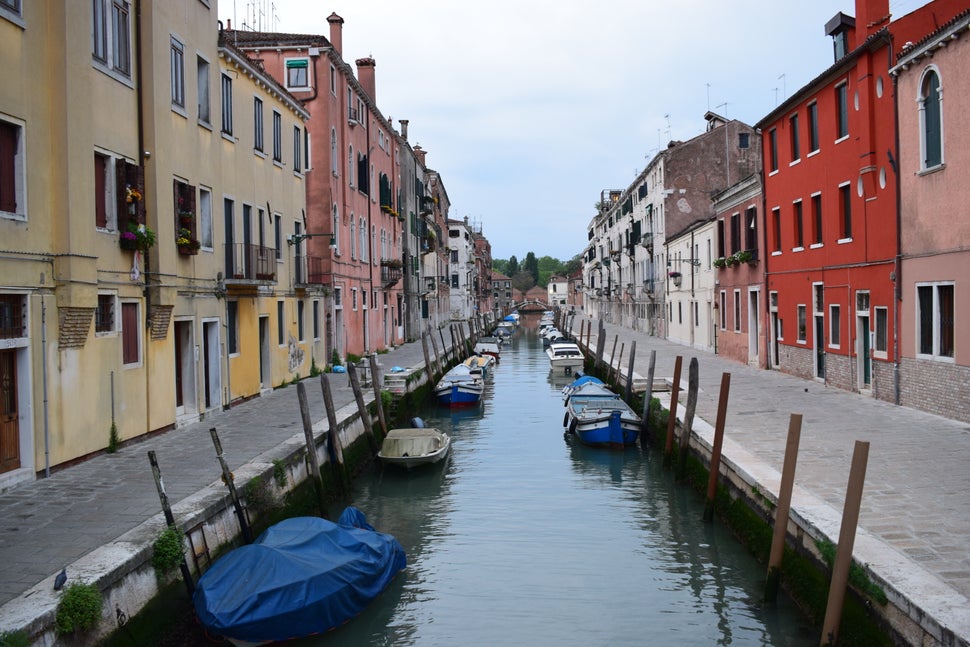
287, 232, 336, 248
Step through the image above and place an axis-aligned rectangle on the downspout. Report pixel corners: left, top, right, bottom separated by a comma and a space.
364, 115, 373, 353
891, 65, 902, 405
41, 292, 50, 477
134, 0, 152, 425
759, 169, 770, 369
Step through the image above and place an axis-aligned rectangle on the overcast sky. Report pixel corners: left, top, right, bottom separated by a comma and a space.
221, 0, 931, 261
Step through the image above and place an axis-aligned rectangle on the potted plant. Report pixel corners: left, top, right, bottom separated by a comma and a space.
734, 250, 754, 264
120, 221, 156, 251
668, 271, 682, 287
176, 228, 201, 255
381, 258, 403, 268
712, 257, 727, 269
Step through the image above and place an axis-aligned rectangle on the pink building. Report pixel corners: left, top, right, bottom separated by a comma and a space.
225, 14, 405, 360
891, 9, 970, 422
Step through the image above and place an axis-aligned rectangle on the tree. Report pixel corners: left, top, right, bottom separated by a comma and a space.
511, 271, 535, 294
507, 255, 519, 277
523, 252, 538, 285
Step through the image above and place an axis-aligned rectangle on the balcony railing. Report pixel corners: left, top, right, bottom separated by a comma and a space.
295, 255, 329, 286
380, 265, 402, 288
224, 243, 276, 282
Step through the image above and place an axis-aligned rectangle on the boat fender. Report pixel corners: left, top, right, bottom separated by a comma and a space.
411, 416, 426, 428
562, 411, 569, 427
568, 419, 578, 435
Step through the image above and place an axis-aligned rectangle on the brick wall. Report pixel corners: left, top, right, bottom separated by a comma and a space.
899, 357, 970, 424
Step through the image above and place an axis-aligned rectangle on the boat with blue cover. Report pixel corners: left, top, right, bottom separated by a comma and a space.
562, 380, 640, 448
434, 363, 484, 406
193, 507, 406, 645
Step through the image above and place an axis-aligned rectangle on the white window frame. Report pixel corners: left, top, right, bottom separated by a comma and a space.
253, 97, 264, 154
95, 291, 118, 336
0, 0, 25, 27
828, 304, 841, 349
170, 36, 185, 110
0, 115, 27, 221
874, 305, 888, 359
733, 289, 741, 332
796, 304, 807, 344
272, 110, 282, 163
220, 72, 233, 137
92, 0, 132, 81
199, 186, 213, 250
916, 282, 955, 362
197, 55, 210, 125
285, 57, 310, 91
917, 65, 944, 172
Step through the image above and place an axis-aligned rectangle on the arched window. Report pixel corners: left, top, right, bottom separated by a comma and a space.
330, 129, 338, 175
349, 212, 356, 259
371, 225, 377, 265
348, 145, 354, 186
332, 204, 340, 254
359, 218, 367, 261
919, 68, 942, 169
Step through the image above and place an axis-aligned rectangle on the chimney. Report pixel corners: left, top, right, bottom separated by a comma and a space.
399, 119, 409, 142
327, 13, 344, 57
857, 0, 889, 38
413, 145, 426, 167
356, 57, 376, 103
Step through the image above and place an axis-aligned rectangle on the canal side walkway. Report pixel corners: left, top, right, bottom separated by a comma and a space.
572, 313, 970, 645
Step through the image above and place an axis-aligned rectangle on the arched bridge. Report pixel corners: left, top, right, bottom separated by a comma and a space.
511, 299, 551, 312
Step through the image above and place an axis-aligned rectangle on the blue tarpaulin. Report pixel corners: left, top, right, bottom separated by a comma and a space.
193, 508, 406, 643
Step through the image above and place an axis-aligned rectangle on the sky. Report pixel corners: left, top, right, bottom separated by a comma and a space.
220, 0, 932, 261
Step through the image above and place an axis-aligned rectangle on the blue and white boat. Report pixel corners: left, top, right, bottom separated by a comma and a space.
434, 363, 484, 406
563, 381, 640, 448
193, 507, 406, 645
561, 374, 603, 400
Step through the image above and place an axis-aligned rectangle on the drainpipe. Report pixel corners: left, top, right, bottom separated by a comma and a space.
134, 0, 153, 427
41, 292, 50, 477
891, 67, 902, 405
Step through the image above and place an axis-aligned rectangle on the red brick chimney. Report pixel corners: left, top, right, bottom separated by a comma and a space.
356, 57, 376, 103
327, 13, 344, 57
413, 145, 427, 167
857, 0, 890, 37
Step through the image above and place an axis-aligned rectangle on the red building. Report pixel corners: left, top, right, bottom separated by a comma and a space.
756, 0, 965, 398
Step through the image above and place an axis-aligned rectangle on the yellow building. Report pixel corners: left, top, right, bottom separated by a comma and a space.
0, 1, 319, 487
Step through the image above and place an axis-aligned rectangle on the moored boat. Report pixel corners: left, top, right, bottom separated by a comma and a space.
462, 353, 496, 378
193, 507, 406, 646
434, 363, 484, 406
546, 340, 584, 375
378, 425, 451, 469
563, 381, 640, 448
473, 336, 502, 359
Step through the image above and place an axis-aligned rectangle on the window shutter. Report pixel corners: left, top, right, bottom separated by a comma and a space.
116, 160, 129, 229
0, 122, 19, 213
94, 154, 108, 228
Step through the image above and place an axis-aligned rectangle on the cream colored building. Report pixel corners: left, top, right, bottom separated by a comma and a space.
0, 1, 315, 485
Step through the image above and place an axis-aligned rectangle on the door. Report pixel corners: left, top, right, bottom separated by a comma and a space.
259, 315, 270, 389
0, 349, 20, 474
747, 289, 760, 366
174, 321, 198, 418
202, 320, 222, 411
857, 314, 871, 390
814, 316, 826, 379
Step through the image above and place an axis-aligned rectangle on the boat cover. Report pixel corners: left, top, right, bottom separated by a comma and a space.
193, 508, 406, 643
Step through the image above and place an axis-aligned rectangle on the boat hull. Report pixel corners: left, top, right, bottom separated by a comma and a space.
378, 428, 451, 469
434, 382, 483, 406
564, 382, 640, 448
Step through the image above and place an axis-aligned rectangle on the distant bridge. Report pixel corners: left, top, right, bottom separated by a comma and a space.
511, 299, 551, 312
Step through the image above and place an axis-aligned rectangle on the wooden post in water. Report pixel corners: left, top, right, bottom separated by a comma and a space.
208, 427, 253, 544
594, 321, 606, 374
438, 326, 449, 365
608, 335, 619, 385
703, 372, 732, 521
318, 373, 349, 497
428, 327, 442, 378
613, 343, 624, 388
368, 354, 388, 437
676, 357, 699, 480
624, 340, 636, 402
297, 381, 331, 516
147, 450, 196, 597
820, 440, 870, 647
639, 350, 657, 444
448, 325, 459, 364
663, 355, 683, 468
421, 332, 434, 383
347, 363, 378, 454
765, 413, 803, 604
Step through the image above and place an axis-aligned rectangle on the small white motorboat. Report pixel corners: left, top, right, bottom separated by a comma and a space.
378, 424, 452, 469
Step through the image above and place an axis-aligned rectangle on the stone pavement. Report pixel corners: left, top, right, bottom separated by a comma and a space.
571, 313, 970, 643
1, 315, 968, 643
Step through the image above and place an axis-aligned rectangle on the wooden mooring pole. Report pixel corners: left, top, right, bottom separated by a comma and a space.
624, 340, 636, 402
703, 372, 731, 522
639, 350, 657, 444
663, 355, 683, 468
347, 363, 378, 454
765, 413, 803, 604
676, 357, 699, 480
208, 427, 253, 544
319, 373, 349, 499
820, 440, 870, 646
368, 354, 388, 437
296, 381, 331, 517
147, 450, 195, 596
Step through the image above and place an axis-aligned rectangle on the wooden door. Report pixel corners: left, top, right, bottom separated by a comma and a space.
0, 349, 20, 474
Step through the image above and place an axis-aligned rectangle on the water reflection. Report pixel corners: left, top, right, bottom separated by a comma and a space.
298, 321, 814, 646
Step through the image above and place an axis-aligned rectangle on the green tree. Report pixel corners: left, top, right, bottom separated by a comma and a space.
492, 258, 509, 275
511, 271, 535, 294
523, 252, 538, 285
507, 255, 519, 277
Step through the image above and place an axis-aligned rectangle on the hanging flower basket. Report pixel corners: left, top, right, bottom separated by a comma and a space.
176, 228, 201, 255
120, 222, 156, 252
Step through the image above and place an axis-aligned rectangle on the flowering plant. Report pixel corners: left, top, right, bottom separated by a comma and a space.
121, 221, 156, 250
176, 227, 201, 252
126, 186, 142, 204
667, 271, 681, 278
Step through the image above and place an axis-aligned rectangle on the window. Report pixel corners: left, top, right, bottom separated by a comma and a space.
330, 129, 338, 175
277, 301, 285, 345
716, 219, 725, 258
919, 69, 942, 169
347, 145, 354, 186
451, 274, 459, 288
807, 102, 819, 152
733, 290, 741, 332
797, 305, 807, 342
744, 206, 757, 252
253, 97, 264, 152
331, 204, 339, 255
838, 183, 852, 240
121, 301, 140, 364
312, 301, 320, 340
768, 128, 778, 172
199, 187, 212, 249
93, 0, 131, 78
0, 118, 25, 218
917, 283, 954, 359
719, 291, 726, 330
221, 72, 233, 135
0, 0, 23, 23
170, 37, 185, 108
95, 293, 115, 333
829, 304, 841, 348
274, 214, 282, 260
349, 214, 356, 259
174, 179, 196, 248
297, 300, 305, 341
771, 207, 781, 252
359, 218, 367, 260
793, 200, 804, 249
223, 301, 237, 355
352, 288, 358, 311
94, 152, 112, 229
874, 306, 888, 355
329, 64, 336, 95
272, 111, 282, 162
0, 294, 25, 339
738, 132, 750, 149
789, 113, 800, 162
835, 82, 848, 139
730, 213, 740, 254
811, 194, 823, 245
197, 56, 210, 123
285, 58, 309, 89
293, 126, 302, 172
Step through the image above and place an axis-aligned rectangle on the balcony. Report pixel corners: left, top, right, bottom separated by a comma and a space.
380, 262, 402, 288
224, 243, 276, 284
295, 255, 330, 287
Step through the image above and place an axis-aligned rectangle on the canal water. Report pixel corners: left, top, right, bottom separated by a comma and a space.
304, 321, 815, 646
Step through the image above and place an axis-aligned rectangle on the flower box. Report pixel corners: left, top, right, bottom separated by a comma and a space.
178, 245, 199, 256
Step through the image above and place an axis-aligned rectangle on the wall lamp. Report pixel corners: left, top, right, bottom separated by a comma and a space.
287, 232, 336, 248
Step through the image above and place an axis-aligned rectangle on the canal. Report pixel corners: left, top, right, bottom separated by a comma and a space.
296, 320, 816, 646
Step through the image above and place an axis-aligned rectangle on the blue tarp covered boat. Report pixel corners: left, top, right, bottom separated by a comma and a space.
193, 507, 406, 645
563, 381, 640, 448
434, 363, 484, 407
